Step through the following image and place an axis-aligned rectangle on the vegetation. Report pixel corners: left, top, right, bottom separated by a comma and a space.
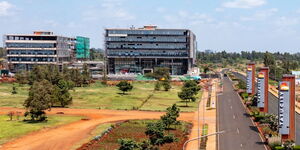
0, 47, 4, 58
81, 120, 190, 150
101, 105, 188, 150
178, 80, 201, 107
23, 80, 53, 121
0, 115, 81, 144
14, 65, 90, 120
145, 67, 172, 92
0, 82, 200, 112
90, 48, 104, 61
116, 105, 182, 150
160, 104, 180, 129
116, 81, 133, 95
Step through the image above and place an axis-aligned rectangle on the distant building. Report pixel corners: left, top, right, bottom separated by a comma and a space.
4, 31, 75, 72
292, 71, 300, 85
69, 61, 104, 78
105, 25, 197, 75
75, 36, 90, 60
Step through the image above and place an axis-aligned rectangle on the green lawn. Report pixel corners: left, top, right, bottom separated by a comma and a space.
0, 115, 82, 145
0, 83, 29, 108
0, 82, 201, 112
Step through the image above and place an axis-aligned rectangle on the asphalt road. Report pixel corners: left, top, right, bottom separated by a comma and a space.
218, 76, 266, 150
232, 72, 300, 145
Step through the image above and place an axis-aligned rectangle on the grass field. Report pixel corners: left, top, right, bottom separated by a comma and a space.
0, 81, 201, 112
0, 83, 29, 108
77, 120, 191, 150
0, 115, 82, 145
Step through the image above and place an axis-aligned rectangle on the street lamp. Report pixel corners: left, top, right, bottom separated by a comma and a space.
182, 130, 226, 150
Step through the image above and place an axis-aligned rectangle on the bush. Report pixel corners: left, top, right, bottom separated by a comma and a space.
293, 145, 300, 150
268, 138, 281, 150
274, 146, 284, 150
241, 92, 248, 100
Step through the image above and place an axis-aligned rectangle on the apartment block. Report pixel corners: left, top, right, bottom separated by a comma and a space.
105, 25, 197, 75
4, 31, 75, 72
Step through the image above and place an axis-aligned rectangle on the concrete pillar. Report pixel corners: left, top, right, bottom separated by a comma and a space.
246, 62, 256, 95
257, 67, 269, 113
279, 75, 295, 141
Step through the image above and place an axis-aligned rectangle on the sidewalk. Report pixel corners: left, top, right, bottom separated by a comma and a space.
186, 79, 217, 150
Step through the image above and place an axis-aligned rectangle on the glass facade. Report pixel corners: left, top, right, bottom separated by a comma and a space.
5, 33, 74, 73
105, 27, 195, 75
6, 43, 56, 48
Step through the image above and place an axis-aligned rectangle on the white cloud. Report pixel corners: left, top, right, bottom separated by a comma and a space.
215, 8, 225, 12
240, 8, 278, 21
222, 0, 266, 9
275, 17, 299, 26
0, 1, 14, 16
82, 0, 135, 21
164, 11, 214, 26
296, 9, 300, 14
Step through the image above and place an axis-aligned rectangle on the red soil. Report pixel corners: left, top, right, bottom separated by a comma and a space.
0, 107, 194, 150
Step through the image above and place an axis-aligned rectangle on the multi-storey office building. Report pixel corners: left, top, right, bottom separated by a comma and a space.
105, 25, 196, 75
4, 31, 75, 72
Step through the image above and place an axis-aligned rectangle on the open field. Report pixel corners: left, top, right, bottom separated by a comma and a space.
0, 83, 29, 108
78, 120, 191, 150
0, 115, 82, 145
0, 82, 201, 112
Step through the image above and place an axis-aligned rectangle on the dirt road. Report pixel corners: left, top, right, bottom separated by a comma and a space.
0, 107, 194, 150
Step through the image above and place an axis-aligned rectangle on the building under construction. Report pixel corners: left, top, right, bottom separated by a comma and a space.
105, 25, 197, 75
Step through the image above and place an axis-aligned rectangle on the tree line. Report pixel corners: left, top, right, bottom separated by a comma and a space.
16, 65, 91, 121
198, 50, 300, 80
198, 50, 300, 69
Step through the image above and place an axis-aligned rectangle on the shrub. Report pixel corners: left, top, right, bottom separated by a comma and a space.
268, 137, 281, 149
293, 145, 300, 150
274, 146, 284, 150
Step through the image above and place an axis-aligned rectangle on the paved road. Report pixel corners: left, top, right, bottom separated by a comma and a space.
218, 76, 266, 150
233, 72, 300, 145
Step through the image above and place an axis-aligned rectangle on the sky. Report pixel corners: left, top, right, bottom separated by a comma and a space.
0, 0, 300, 52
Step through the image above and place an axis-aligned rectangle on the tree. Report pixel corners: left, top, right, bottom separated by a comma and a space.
82, 63, 91, 86
161, 104, 180, 129
161, 80, 171, 91
154, 81, 161, 91
28, 65, 47, 85
178, 80, 201, 107
203, 65, 210, 74
145, 121, 176, 147
116, 81, 133, 95
263, 52, 275, 67
118, 139, 141, 150
24, 80, 53, 121
70, 68, 83, 87
15, 71, 29, 84
11, 84, 17, 94
145, 67, 171, 81
53, 80, 73, 107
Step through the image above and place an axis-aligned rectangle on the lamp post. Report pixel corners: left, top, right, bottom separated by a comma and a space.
183, 130, 226, 150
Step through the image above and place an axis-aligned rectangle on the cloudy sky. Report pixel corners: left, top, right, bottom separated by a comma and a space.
0, 0, 300, 52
